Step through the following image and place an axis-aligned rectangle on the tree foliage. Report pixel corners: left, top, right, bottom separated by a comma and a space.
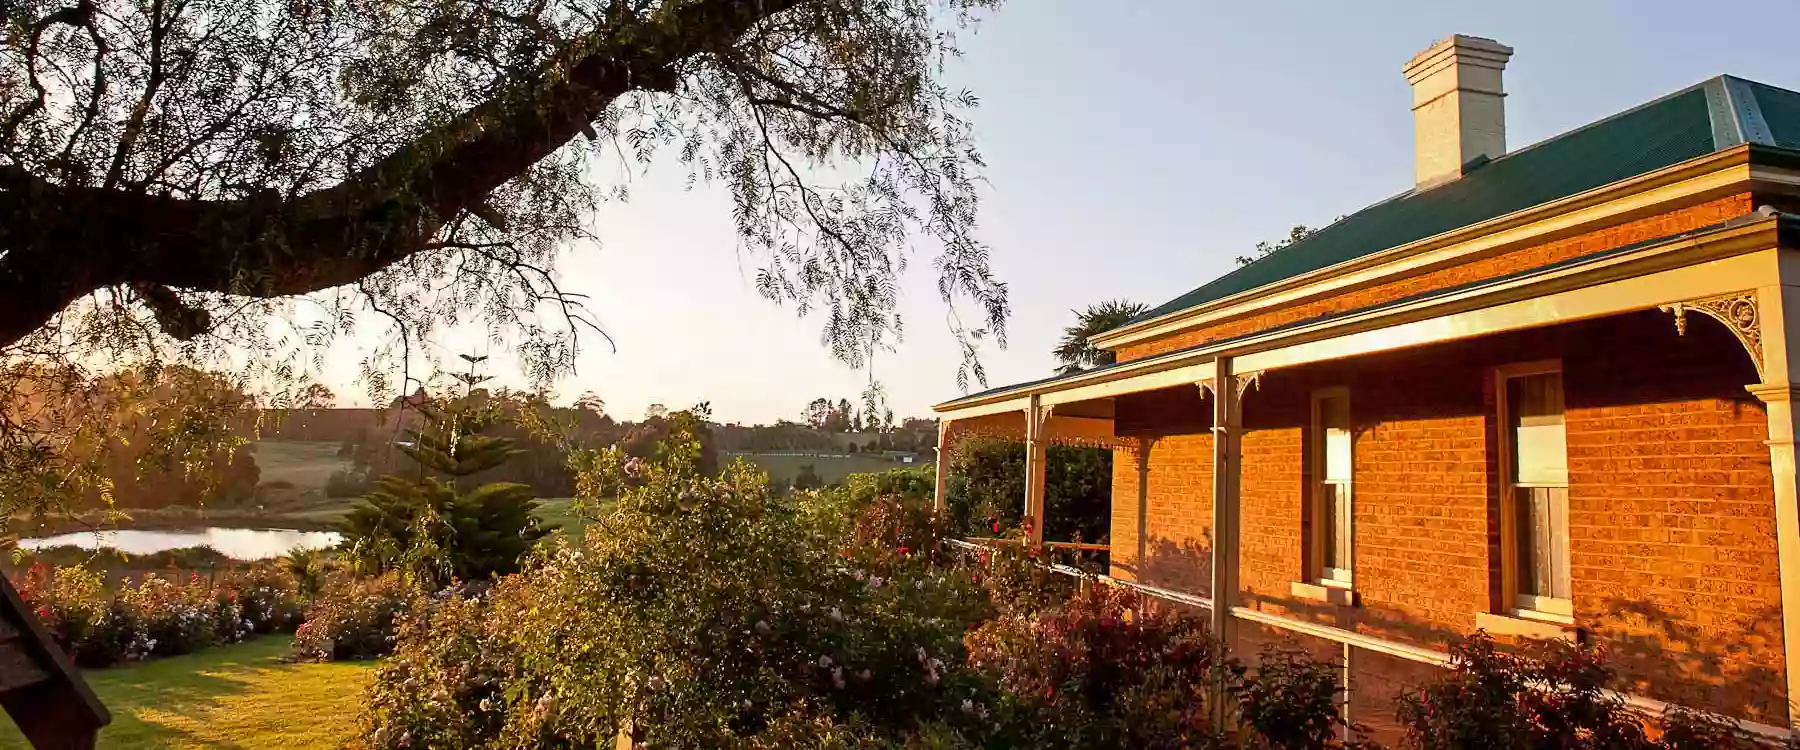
340, 379, 553, 587
1233, 220, 1344, 266
1051, 299, 1146, 375
0, 0, 1012, 528
0, 363, 257, 528
945, 436, 1110, 544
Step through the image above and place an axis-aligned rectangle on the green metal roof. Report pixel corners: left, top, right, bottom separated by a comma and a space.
944, 210, 1800, 409
1126, 75, 1800, 328
1749, 81, 1800, 151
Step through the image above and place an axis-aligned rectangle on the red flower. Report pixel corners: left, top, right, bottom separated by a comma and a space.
898, 546, 908, 555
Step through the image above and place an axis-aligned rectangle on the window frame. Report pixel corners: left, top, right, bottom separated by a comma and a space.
1494, 360, 1574, 624
1310, 386, 1354, 589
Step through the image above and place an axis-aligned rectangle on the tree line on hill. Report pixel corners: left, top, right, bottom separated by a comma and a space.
0, 360, 949, 517
2, 363, 261, 517
288, 393, 939, 500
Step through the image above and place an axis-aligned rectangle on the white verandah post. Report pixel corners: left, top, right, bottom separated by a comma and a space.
1024, 394, 1049, 548
933, 420, 952, 514
1206, 358, 1243, 724
1749, 274, 1800, 729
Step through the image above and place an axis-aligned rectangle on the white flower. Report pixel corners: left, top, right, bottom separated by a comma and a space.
799, 603, 811, 613
754, 620, 771, 635
535, 693, 557, 715
914, 579, 925, 590
961, 699, 975, 713
868, 576, 884, 590
857, 669, 872, 681
479, 697, 494, 712
827, 607, 843, 622
831, 667, 846, 689
817, 655, 833, 669
915, 646, 929, 664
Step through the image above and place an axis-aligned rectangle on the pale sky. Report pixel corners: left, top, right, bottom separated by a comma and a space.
315, 0, 1800, 425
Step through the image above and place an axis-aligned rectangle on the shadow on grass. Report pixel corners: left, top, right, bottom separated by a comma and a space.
1, 635, 373, 750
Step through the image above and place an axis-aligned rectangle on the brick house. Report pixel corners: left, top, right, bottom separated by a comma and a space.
931, 35, 1800, 738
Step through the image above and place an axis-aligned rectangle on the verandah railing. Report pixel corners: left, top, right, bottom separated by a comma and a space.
942, 537, 1796, 745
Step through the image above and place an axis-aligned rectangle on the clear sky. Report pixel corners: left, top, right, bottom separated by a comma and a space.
318, 0, 1800, 425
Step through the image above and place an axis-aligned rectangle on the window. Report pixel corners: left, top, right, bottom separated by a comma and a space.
1312, 388, 1353, 587
1497, 362, 1572, 622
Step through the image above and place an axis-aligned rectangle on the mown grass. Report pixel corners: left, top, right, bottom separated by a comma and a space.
0, 635, 376, 750
534, 497, 612, 539
726, 452, 911, 484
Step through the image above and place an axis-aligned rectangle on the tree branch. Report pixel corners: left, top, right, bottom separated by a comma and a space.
0, 0, 804, 347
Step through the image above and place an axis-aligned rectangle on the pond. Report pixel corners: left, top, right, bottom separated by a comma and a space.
19, 527, 343, 560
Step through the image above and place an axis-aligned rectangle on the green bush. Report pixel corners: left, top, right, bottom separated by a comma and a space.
339, 389, 552, 587
357, 437, 1002, 748
324, 469, 372, 498
946, 436, 1111, 545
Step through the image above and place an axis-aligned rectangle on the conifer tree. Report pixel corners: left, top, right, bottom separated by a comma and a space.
341, 355, 553, 586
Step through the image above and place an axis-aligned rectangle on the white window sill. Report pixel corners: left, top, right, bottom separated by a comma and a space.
1475, 611, 1575, 641
1290, 580, 1357, 607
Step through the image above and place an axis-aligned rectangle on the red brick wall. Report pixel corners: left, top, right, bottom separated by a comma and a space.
1116, 194, 1756, 362
1561, 312, 1786, 722
1109, 432, 1215, 595
1111, 309, 1784, 724
1237, 388, 1308, 614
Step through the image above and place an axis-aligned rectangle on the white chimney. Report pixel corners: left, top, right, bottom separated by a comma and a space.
1403, 35, 1513, 189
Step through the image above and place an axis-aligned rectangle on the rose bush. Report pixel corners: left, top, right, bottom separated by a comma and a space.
291, 573, 415, 661
1395, 632, 1789, 750
11, 560, 306, 667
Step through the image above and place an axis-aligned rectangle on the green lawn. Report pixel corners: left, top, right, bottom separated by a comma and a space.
726, 452, 911, 484
0, 636, 376, 750
534, 497, 612, 539
249, 441, 351, 491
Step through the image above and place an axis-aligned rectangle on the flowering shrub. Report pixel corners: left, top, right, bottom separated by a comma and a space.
223, 565, 306, 634
1395, 632, 1773, 750
11, 561, 304, 667
12, 563, 136, 666
1239, 646, 1367, 749
291, 573, 415, 661
966, 583, 1237, 748
357, 425, 1006, 748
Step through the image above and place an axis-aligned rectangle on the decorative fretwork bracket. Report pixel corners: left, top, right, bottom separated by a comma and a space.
1659, 290, 1764, 380
1234, 370, 1262, 403
1197, 370, 1263, 404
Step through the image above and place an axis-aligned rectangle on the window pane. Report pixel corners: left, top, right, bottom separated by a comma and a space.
1546, 486, 1570, 600
1515, 486, 1545, 596
1321, 483, 1349, 571
1509, 373, 1567, 486
1321, 395, 1352, 483
1514, 486, 1571, 601
1333, 484, 1352, 571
